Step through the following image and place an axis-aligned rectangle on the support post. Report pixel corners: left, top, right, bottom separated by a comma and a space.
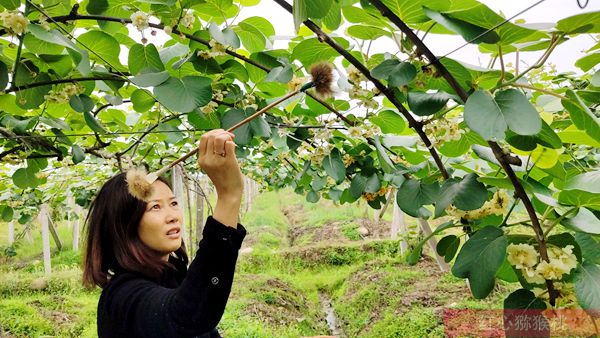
417, 218, 450, 272
8, 221, 14, 246
172, 165, 189, 247
39, 204, 51, 276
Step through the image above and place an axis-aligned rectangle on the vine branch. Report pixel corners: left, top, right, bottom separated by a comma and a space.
273, 0, 450, 179
366, 0, 558, 304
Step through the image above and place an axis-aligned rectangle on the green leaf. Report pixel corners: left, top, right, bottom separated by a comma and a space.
423, 7, 500, 44
373, 136, 396, 174
506, 120, 562, 151
130, 71, 171, 87
1, 206, 13, 222
0, 60, 8, 90
83, 111, 108, 134
437, 235, 460, 263
380, 0, 450, 24
323, 149, 346, 184
86, 0, 109, 14
292, 37, 350, 68
222, 60, 249, 82
346, 25, 390, 40
350, 174, 368, 199
131, 89, 156, 112
435, 173, 488, 218
495, 89, 541, 136
364, 173, 381, 194
0, 0, 20, 10
407, 91, 454, 116
221, 108, 251, 145
573, 261, 600, 317
563, 90, 600, 144
562, 208, 600, 234
264, 65, 293, 83
503, 289, 548, 338
369, 110, 406, 134
293, 0, 308, 31
556, 11, 600, 34
397, 179, 439, 218
452, 226, 507, 299
128, 43, 165, 75
77, 30, 125, 71
72, 145, 85, 164
154, 76, 212, 112
12, 168, 40, 189
592, 71, 600, 87
69, 94, 95, 113
575, 233, 600, 264
208, 22, 241, 48
371, 59, 417, 87
575, 52, 600, 73
306, 190, 320, 203
496, 258, 519, 283
464, 90, 505, 140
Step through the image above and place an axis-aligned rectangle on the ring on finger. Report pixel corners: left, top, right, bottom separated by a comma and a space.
213, 150, 226, 157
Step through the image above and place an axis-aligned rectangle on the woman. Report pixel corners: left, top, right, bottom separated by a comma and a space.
83, 129, 245, 338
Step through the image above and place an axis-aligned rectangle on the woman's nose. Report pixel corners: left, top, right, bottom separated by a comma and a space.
166, 208, 180, 223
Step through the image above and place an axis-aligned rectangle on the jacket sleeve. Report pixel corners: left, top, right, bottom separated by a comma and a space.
110, 216, 246, 338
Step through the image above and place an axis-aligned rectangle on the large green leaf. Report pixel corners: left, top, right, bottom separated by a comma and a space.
83, 111, 108, 134
379, 0, 449, 24
221, 108, 251, 145
130, 71, 170, 87
434, 173, 488, 217
291, 37, 349, 68
423, 7, 500, 44
506, 120, 562, 151
131, 89, 155, 112
465, 89, 541, 140
323, 148, 346, 184
69, 94, 95, 113
86, 0, 109, 14
575, 233, 600, 265
436, 235, 460, 263
373, 136, 396, 174
562, 208, 600, 235
16, 72, 51, 110
452, 226, 507, 299
494, 89, 541, 136
72, 145, 85, 164
397, 179, 440, 218
369, 110, 406, 134
128, 43, 165, 75
12, 167, 40, 189
464, 90, 505, 140
573, 261, 600, 317
371, 59, 417, 87
153, 76, 212, 112
556, 11, 600, 34
575, 51, 600, 72
0, 0, 20, 9
77, 30, 125, 71
563, 90, 600, 144
350, 173, 368, 199
1, 206, 14, 222
407, 91, 454, 116
503, 289, 548, 338
346, 25, 390, 40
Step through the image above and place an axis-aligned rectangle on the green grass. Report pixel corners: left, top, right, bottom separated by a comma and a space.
0, 188, 517, 337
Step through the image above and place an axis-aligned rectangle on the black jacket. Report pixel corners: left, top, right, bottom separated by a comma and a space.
97, 216, 246, 338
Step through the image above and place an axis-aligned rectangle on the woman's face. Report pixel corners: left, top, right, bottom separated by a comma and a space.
138, 180, 183, 260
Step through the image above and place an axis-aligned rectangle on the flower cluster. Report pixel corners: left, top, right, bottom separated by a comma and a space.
362, 186, 389, 201
198, 39, 227, 59
181, 10, 195, 29
446, 190, 510, 220
507, 243, 578, 285
241, 93, 258, 110
0, 10, 29, 36
130, 11, 149, 32
288, 76, 306, 92
346, 65, 379, 110
296, 142, 334, 166
346, 124, 381, 140
44, 83, 85, 104
423, 118, 463, 146
533, 282, 577, 308
343, 154, 355, 166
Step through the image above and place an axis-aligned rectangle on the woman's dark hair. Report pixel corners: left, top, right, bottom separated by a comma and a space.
82, 172, 188, 288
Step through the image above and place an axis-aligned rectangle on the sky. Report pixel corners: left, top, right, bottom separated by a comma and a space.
229, 0, 600, 73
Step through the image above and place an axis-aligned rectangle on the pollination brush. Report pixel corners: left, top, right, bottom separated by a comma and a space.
127, 62, 334, 201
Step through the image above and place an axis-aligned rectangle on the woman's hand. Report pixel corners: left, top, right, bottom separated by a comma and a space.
198, 129, 244, 227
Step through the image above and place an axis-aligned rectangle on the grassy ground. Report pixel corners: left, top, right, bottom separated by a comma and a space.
0, 189, 512, 337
